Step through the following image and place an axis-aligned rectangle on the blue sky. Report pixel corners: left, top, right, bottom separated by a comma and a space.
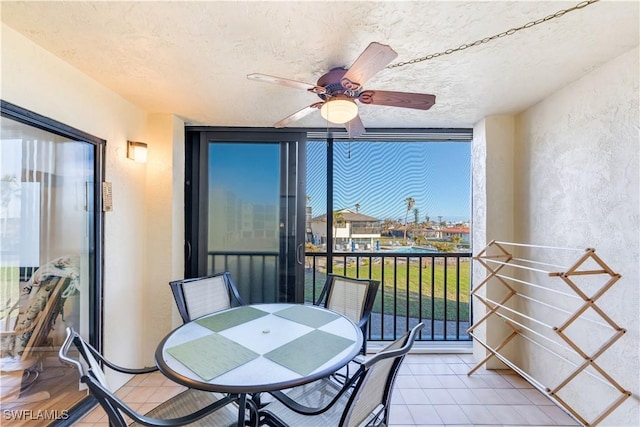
209, 143, 280, 204
208, 141, 471, 224
306, 141, 471, 223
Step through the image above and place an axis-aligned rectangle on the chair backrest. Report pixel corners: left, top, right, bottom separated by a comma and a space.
315, 274, 379, 354
59, 327, 128, 425
21, 276, 71, 360
1, 276, 70, 360
169, 272, 245, 323
342, 322, 424, 427
316, 275, 379, 325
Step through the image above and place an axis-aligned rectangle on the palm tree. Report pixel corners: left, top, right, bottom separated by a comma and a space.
403, 197, 415, 243
332, 210, 345, 250
355, 203, 360, 213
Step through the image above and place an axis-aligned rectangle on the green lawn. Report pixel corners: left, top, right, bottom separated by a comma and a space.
0, 266, 20, 317
304, 258, 470, 321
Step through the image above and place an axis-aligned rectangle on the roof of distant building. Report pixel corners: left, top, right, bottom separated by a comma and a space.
441, 227, 470, 233
310, 208, 380, 223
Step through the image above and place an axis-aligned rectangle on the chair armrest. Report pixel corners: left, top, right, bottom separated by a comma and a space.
85, 375, 240, 426
91, 349, 158, 375
79, 336, 158, 375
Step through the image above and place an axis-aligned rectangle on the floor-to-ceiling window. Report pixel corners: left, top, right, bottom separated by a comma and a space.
185, 127, 473, 342
305, 130, 473, 342
0, 101, 103, 422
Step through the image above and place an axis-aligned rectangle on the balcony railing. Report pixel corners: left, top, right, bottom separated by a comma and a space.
305, 251, 472, 343
208, 250, 472, 343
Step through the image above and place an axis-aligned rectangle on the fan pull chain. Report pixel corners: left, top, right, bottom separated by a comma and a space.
387, 0, 600, 69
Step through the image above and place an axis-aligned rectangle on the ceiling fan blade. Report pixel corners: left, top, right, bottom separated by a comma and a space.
358, 90, 436, 110
340, 42, 398, 91
344, 114, 365, 138
273, 102, 323, 128
247, 73, 325, 94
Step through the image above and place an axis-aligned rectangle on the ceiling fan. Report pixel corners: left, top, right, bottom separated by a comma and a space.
247, 42, 436, 138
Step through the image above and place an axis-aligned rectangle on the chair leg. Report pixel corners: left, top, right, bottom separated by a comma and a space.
246, 397, 260, 427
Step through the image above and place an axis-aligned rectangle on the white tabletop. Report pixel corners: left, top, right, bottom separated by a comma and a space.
155, 303, 363, 394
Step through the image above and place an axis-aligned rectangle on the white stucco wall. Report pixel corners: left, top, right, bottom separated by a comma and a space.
472, 47, 638, 425
471, 115, 517, 368
514, 46, 639, 426
145, 114, 185, 350
1, 24, 183, 387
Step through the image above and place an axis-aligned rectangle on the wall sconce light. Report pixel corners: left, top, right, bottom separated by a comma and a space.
127, 140, 148, 163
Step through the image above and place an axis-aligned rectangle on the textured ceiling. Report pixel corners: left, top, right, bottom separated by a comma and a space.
1, 1, 638, 131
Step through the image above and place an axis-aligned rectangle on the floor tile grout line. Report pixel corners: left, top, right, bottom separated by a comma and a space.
76, 354, 579, 426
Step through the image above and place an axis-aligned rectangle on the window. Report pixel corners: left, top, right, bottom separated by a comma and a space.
307, 139, 471, 251
305, 131, 473, 341
185, 127, 474, 341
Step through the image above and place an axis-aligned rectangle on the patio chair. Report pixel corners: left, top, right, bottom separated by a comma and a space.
314, 274, 380, 355
58, 327, 241, 427
1, 275, 71, 404
259, 322, 424, 427
169, 272, 245, 323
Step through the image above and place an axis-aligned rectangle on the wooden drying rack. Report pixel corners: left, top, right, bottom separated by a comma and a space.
467, 240, 631, 426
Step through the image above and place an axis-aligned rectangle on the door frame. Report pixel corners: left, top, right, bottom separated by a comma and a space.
1, 100, 105, 423
184, 127, 307, 302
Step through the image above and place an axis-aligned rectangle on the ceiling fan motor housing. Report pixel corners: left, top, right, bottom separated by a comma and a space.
315, 67, 362, 100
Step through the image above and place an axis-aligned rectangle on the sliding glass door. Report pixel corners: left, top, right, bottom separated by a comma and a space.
185, 129, 306, 303
0, 101, 103, 420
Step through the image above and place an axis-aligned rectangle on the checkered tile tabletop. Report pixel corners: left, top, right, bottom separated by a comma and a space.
157, 303, 363, 393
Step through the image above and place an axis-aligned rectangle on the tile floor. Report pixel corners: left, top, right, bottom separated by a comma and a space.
74, 352, 579, 426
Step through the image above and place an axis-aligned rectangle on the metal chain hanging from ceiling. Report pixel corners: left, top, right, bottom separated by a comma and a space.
386, 0, 600, 69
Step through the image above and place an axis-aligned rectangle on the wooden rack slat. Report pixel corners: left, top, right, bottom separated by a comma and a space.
468, 241, 630, 426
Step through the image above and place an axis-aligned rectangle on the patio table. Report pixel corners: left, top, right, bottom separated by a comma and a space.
155, 303, 363, 426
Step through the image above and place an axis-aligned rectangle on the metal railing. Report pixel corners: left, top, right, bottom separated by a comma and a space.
305, 251, 472, 342
208, 250, 472, 342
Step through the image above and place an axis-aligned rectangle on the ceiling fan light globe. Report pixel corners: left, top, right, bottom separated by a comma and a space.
320, 98, 358, 124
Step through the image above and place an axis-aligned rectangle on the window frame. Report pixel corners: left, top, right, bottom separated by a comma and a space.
1, 99, 106, 423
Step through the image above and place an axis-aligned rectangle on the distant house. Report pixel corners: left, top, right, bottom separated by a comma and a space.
439, 226, 470, 243
310, 208, 381, 251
